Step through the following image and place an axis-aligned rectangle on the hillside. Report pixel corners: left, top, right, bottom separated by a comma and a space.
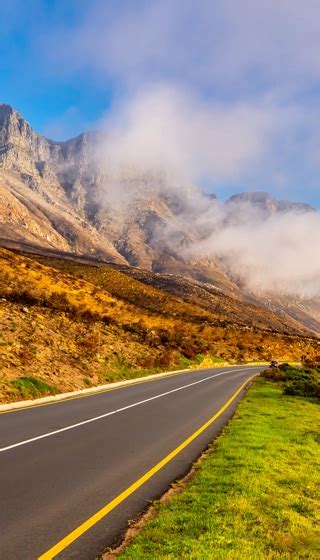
1, 103, 320, 338
1, 246, 319, 403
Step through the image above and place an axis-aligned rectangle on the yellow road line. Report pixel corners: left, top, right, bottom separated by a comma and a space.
38, 376, 253, 559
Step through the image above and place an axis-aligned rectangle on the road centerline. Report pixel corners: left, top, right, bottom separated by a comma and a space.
0, 367, 250, 453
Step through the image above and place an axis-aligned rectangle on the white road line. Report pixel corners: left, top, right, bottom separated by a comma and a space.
0, 368, 253, 453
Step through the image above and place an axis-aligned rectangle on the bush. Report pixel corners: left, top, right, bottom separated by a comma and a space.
262, 364, 320, 401
4, 289, 41, 306
284, 369, 320, 399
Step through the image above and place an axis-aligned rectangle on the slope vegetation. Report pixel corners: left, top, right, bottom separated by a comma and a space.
0, 247, 318, 403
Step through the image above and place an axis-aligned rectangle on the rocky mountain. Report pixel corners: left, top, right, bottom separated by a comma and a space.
0, 103, 234, 288
227, 191, 315, 214
0, 103, 319, 336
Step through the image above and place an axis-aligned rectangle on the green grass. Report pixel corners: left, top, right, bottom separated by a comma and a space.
179, 354, 207, 368
10, 376, 59, 398
210, 356, 225, 364
179, 354, 225, 368
118, 378, 320, 559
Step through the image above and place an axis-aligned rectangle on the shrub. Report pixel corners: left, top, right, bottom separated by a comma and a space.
47, 292, 70, 311
77, 331, 101, 355
283, 367, 320, 399
4, 290, 41, 306
262, 365, 320, 401
156, 351, 175, 368
83, 376, 93, 387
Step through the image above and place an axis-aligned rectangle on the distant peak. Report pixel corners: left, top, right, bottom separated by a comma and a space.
227, 191, 274, 204
0, 103, 15, 119
0, 103, 25, 127
0, 103, 14, 112
226, 191, 315, 213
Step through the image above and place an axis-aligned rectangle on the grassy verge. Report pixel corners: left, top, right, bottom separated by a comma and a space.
116, 378, 319, 559
9, 376, 59, 399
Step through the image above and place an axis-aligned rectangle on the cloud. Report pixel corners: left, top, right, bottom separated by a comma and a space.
35, 1, 320, 296
188, 202, 320, 296
36, 0, 320, 205
97, 85, 288, 185
91, 83, 320, 297
44, 0, 320, 95
142, 191, 320, 297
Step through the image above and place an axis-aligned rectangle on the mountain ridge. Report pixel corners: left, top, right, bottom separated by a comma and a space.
0, 102, 319, 336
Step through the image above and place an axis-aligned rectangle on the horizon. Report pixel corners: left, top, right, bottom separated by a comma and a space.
1, 1, 320, 207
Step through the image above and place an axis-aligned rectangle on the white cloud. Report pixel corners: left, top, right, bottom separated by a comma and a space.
45, 0, 320, 94
191, 204, 320, 296
38, 0, 320, 204
98, 85, 287, 185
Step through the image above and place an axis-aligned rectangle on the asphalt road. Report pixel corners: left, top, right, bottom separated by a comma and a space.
0, 365, 261, 559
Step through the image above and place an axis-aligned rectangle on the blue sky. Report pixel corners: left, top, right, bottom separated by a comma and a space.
1, 0, 320, 207
0, 1, 113, 136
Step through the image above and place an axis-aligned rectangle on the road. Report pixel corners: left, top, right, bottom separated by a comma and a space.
0, 365, 261, 559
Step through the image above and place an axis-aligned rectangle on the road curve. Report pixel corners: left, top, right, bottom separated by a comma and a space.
0, 365, 261, 559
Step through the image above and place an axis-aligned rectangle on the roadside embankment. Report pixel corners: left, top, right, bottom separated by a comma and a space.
1, 246, 318, 404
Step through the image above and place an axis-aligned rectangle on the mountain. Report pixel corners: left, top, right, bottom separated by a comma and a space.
0, 103, 319, 336
227, 191, 315, 214
0, 104, 125, 261
0, 103, 239, 290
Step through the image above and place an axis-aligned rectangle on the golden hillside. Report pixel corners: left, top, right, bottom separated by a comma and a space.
0, 247, 319, 403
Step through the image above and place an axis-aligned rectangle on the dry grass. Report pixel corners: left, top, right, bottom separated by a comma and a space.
1, 247, 319, 403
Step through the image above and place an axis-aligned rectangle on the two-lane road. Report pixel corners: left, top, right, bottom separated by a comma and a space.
0, 365, 261, 559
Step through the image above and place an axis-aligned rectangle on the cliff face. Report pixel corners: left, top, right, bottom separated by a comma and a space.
0, 103, 319, 335
0, 104, 127, 261
0, 103, 225, 279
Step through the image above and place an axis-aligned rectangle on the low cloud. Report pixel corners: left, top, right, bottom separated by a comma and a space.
98, 85, 286, 185
188, 201, 320, 297
34, 1, 320, 297
92, 84, 320, 297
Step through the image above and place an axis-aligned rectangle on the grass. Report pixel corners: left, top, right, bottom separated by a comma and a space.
179, 354, 207, 368
117, 378, 320, 559
9, 376, 59, 399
